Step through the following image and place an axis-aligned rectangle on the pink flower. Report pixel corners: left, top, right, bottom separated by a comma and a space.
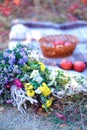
13, 78, 23, 89
6, 84, 10, 89
6, 99, 12, 104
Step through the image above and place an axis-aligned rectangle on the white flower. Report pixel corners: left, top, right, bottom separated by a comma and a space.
30, 70, 42, 83
48, 69, 58, 86
65, 78, 82, 92
30, 70, 39, 78
49, 69, 58, 80
35, 89, 41, 94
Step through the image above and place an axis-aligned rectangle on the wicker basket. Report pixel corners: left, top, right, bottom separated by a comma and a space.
39, 34, 79, 58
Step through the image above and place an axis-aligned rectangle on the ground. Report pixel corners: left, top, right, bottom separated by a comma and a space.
0, 105, 81, 130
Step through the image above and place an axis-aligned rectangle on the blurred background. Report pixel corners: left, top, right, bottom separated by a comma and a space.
0, 0, 87, 49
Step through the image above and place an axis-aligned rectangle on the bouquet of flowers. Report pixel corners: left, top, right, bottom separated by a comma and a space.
0, 44, 28, 103
0, 43, 87, 114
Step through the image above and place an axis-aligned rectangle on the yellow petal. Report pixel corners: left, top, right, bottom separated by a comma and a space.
46, 100, 52, 107
26, 90, 35, 97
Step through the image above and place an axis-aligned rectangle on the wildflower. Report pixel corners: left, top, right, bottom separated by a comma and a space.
18, 59, 25, 65
13, 78, 23, 89
46, 99, 53, 107
38, 62, 45, 71
35, 88, 41, 94
26, 90, 35, 97
23, 55, 28, 62
13, 65, 21, 74
3, 51, 9, 58
30, 70, 42, 83
39, 82, 51, 96
6, 99, 12, 104
24, 83, 34, 90
42, 99, 53, 108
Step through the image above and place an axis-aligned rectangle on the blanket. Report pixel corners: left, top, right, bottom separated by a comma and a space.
9, 19, 87, 75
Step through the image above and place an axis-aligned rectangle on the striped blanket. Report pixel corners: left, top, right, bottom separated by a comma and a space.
9, 19, 87, 75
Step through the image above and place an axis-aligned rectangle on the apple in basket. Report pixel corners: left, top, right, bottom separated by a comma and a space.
60, 59, 73, 70
64, 41, 72, 46
53, 40, 64, 46
74, 61, 86, 72
54, 40, 72, 47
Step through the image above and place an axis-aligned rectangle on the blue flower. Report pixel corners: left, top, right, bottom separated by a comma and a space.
18, 59, 25, 65
23, 55, 28, 63
3, 51, 9, 58
9, 53, 15, 59
13, 65, 21, 74
4, 77, 8, 84
3, 68, 8, 73
8, 59, 14, 65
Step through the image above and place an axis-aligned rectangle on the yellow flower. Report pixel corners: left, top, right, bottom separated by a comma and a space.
24, 83, 33, 90
46, 99, 52, 107
42, 99, 53, 108
42, 104, 45, 108
38, 62, 45, 71
26, 90, 35, 97
39, 82, 51, 96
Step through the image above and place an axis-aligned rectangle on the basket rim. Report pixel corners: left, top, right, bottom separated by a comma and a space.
39, 34, 79, 43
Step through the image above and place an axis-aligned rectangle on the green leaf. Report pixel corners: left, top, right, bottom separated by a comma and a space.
30, 80, 39, 90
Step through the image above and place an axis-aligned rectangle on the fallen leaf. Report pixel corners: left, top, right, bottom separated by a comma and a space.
0, 106, 4, 113
13, 0, 20, 5
59, 124, 67, 128
55, 112, 67, 121
78, 127, 82, 130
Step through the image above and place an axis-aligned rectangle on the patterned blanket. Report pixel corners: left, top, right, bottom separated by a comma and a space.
9, 19, 87, 75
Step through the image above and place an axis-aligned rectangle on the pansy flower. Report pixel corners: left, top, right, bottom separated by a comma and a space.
39, 82, 51, 96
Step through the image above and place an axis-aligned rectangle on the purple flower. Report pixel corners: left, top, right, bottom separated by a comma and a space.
20, 52, 26, 56
18, 59, 25, 65
13, 66, 21, 74
0, 88, 4, 95
23, 55, 28, 62
9, 53, 15, 59
7, 73, 14, 77
4, 77, 8, 84
8, 59, 14, 65
6, 99, 12, 104
20, 48, 25, 52
19, 48, 26, 55
0, 74, 4, 78
9, 78, 14, 82
3, 51, 9, 58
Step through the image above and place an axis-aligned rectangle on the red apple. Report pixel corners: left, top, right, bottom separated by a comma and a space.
64, 41, 72, 46
60, 59, 73, 70
54, 40, 64, 46
74, 61, 86, 72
